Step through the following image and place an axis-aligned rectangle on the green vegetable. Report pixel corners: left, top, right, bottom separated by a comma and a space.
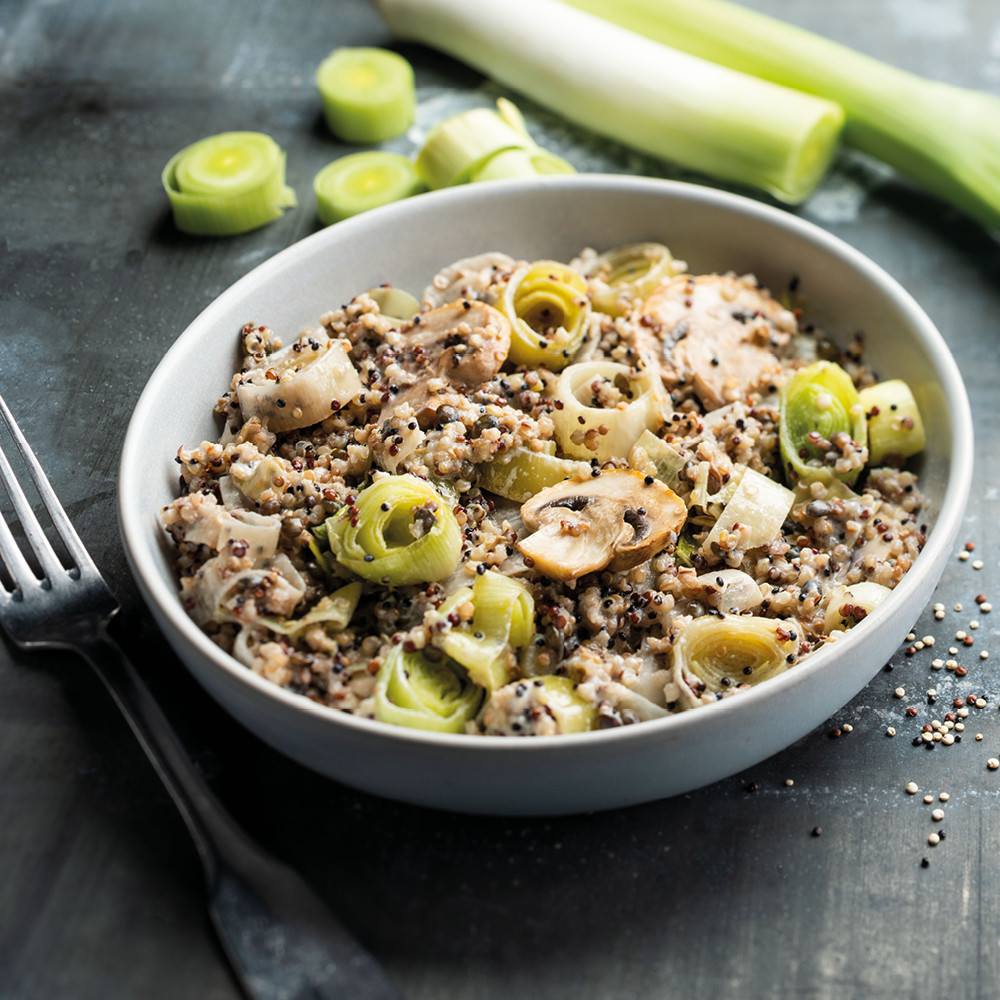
313, 151, 424, 225
704, 467, 794, 551
673, 614, 798, 696
327, 474, 462, 586
432, 570, 535, 690
315, 47, 415, 144
824, 581, 892, 633
858, 380, 926, 466
162, 131, 297, 236
518, 676, 597, 733
580, 242, 683, 316
375, 646, 483, 733
415, 98, 573, 190
477, 446, 588, 502
498, 260, 591, 371
374, 0, 845, 204
628, 429, 685, 488
779, 361, 868, 486
562, 0, 1000, 230
366, 285, 421, 326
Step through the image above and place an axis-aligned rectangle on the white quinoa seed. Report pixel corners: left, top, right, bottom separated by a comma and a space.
886, 727, 896, 737
906, 781, 919, 794
931, 808, 944, 821
923, 794, 934, 804
894, 687, 906, 698
973, 560, 984, 569
928, 832, 941, 846
939, 792, 950, 802
989, 758, 1000, 770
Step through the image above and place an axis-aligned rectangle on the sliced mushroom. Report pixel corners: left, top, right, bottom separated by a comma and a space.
518, 469, 687, 582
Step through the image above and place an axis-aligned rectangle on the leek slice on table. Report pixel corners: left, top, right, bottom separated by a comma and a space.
374, 0, 845, 204
314, 152, 424, 225
162, 132, 297, 236
431, 570, 535, 690
562, 0, 1000, 231
498, 260, 591, 371
327, 474, 462, 586
779, 361, 868, 486
672, 614, 798, 702
416, 99, 574, 190
375, 646, 483, 733
552, 361, 665, 463
579, 243, 684, 317
858, 380, 926, 466
315, 47, 415, 144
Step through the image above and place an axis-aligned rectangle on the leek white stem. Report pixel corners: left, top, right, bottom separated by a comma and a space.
374, 0, 844, 204
564, 0, 1000, 230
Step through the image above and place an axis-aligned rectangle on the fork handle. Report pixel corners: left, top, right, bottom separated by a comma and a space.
76, 627, 404, 1000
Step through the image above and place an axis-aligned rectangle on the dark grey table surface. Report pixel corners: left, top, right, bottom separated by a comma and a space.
3, 1, 999, 997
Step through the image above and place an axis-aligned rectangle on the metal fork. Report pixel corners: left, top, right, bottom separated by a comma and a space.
0, 392, 404, 1000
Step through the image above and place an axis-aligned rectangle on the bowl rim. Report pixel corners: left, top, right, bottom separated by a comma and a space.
118, 173, 974, 756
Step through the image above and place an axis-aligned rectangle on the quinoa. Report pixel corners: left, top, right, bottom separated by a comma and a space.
160, 245, 927, 735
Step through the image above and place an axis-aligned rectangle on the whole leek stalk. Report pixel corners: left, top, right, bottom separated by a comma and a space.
564, 0, 1000, 230
374, 0, 845, 204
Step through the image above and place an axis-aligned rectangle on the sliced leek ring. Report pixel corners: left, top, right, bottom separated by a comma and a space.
314, 152, 424, 225
375, 646, 483, 733
499, 260, 591, 371
367, 285, 421, 326
477, 446, 590, 502
162, 131, 297, 236
315, 47, 415, 143
552, 361, 665, 462
824, 581, 892, 632
779, 360, 868, 485
704, 466, 795, 551
628, 429, 686, 487
672, 614, 798, 702
580, 242, 683, 316
858, 379, 926, 466
235, 331, 363, 432
328, 474, 462, 586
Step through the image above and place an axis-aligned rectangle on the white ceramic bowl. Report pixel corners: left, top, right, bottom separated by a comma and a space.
119, 175, 972, 816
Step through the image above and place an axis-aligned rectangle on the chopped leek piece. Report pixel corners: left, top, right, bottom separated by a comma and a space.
327, 474, 462, 586
256, 582, 363, 637
477, 446, 589, 503
523, 675, 597, 733
704, 467, 794, 552
824, 581, 892, 633
580, 243, 683, 316
858, 380, 926, 466
375, 0, 845, 204
415, 99, 574, 190
375, 646, 483, 733
628, 429, 685, 488
672, 614, 798, 703
779, 361, 868, 486
553, 361, 665, 463
315, 47, 415, 144
498, 260, 591, 371
562, 0, 1000, 230
162, 131, 296, 236
432, 570, 535, 690
367, 285, 421, 326
314, 152, 424, 225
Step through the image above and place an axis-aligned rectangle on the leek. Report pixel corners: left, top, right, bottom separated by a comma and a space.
578, 243, 684, 317
477, 446, 590, 503
779, 361, 867, 486
315, 47, 415, 144
162, 131, 296, 235
313, 151, 424, 225
563, 0, 1000, 230
858, 380, 926, 467
327, 474, 462, 585
498, 260, 591, 371
375, 646, 483, 733
374, 0, 845, 204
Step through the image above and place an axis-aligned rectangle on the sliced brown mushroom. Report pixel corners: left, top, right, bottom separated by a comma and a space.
518, 469, 687, 582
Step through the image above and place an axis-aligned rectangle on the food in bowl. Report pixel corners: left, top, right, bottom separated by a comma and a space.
159, 241, 927, 737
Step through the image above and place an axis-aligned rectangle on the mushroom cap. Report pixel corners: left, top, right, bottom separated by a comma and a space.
518, 469, 687, 582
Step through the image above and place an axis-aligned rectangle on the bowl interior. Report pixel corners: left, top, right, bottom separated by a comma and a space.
118, 175, 971, 812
